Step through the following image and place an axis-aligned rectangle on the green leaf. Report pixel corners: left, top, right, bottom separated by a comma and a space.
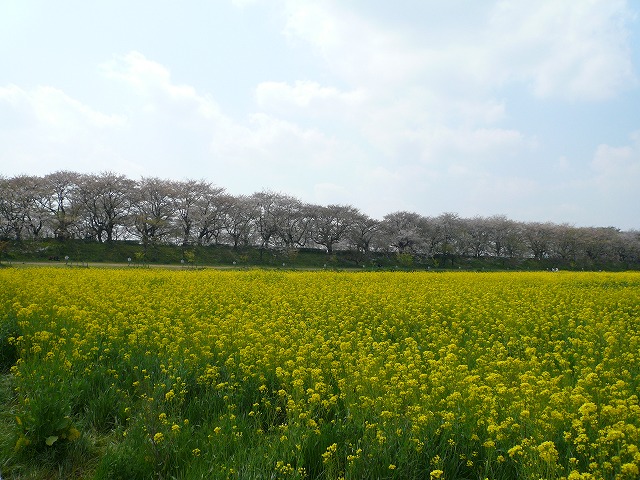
45, 435, 58, 446
55, 417, 71, 430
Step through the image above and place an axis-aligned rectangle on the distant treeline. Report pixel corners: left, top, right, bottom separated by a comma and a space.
1, 171, 639, 269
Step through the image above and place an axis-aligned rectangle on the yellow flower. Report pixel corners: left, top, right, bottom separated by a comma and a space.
537, 441, 558, 464
67, 427, 81, 441
508, 445, 523, 458
322, 443, 338, 463
621, 463, 639, 478
483, 439, 495, 449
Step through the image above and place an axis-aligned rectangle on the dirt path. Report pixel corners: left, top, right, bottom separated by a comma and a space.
1, 261, 224, 270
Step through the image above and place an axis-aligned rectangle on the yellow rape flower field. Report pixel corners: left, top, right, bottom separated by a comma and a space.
0, 268, 639, 479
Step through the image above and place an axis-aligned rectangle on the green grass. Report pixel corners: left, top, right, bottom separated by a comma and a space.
3, 238, 637, 271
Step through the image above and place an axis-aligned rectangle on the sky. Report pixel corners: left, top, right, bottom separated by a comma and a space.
1, 0, 639, 230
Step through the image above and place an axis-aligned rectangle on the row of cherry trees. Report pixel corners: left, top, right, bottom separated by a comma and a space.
1, 171, 639, 264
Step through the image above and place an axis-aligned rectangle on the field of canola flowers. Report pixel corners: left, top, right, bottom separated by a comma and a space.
0, 268, 639, 479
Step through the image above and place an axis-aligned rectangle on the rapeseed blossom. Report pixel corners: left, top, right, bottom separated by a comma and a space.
1, 268, 639, 479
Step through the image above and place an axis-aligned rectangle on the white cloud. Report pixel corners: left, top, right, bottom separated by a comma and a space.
355, 121, 527, 169
101, 51, 172, 94
313, 182, 351, 206
101, 51, 222, 121
247, 10, 534, 206
591, 136, 640, 189
426, 127, 525, 158
255, 80, 365, 115
0, 83, 125, 134
487, 0, 637, 100
281, 2, 429, 89
280, 0, 636, 101
1, 53, 230, 178
1, 50, 372, 203
0, 82, 128, 174
97, 52, 368, 196
254, 0, 636, 227
209, 111, 371, 204
231, 0, 260, 6
593, 144, 635, 172
282, 3, 342, 52
212, 112, 341, 168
